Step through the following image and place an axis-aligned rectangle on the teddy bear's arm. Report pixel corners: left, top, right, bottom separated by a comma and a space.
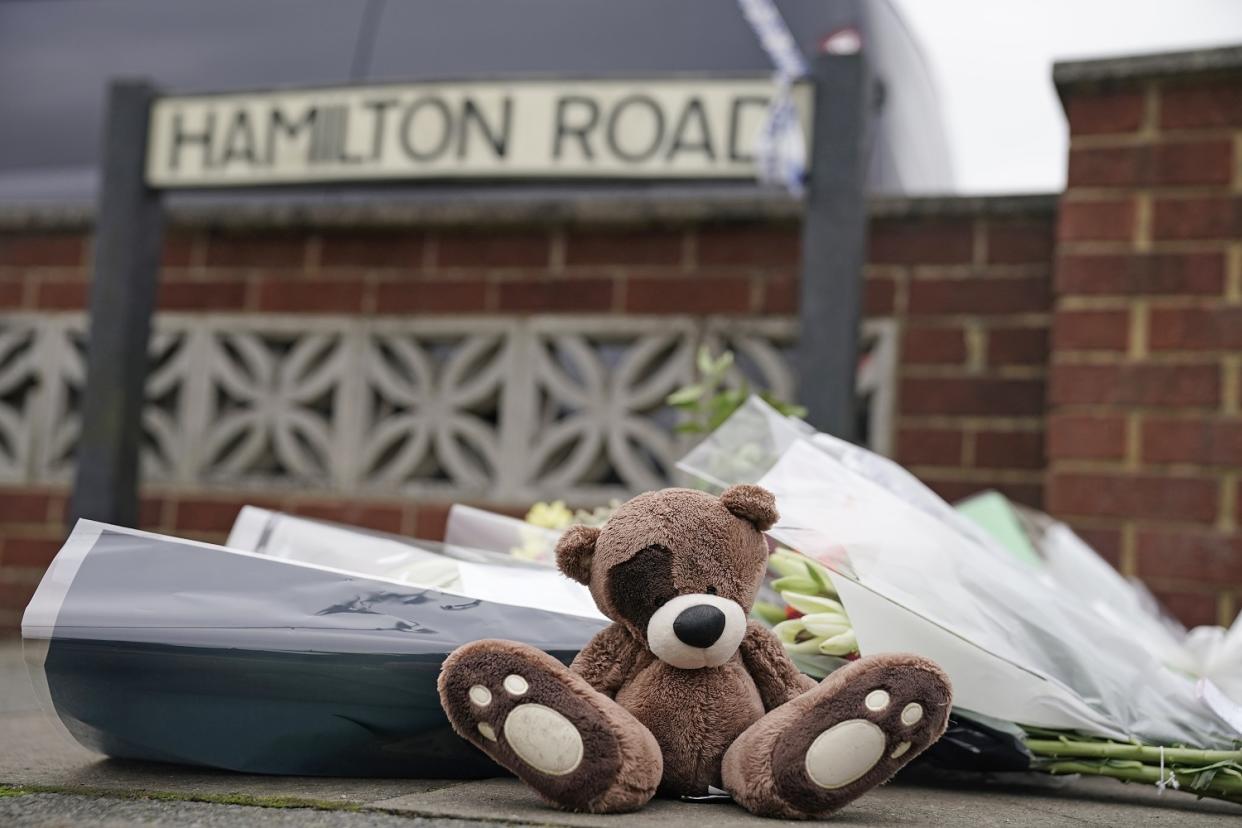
740, 620, 817, 710
569, 623, 644, 697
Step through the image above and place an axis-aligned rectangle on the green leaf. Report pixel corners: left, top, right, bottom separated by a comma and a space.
674, 422, 704, 435
696, 346, 715, 375
666, 384, 704, 406
771, 575, 820, 594
750, 601, 787, 626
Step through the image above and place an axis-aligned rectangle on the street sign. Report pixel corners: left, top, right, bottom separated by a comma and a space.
146, 79, 813, 187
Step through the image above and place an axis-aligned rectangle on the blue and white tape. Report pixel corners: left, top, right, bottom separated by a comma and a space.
737, 0, 808, 195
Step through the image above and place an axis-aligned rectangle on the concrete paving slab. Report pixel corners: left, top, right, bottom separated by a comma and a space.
0, 792, 491, 828
0, 637, 39, 714
3, 638, 1240, 826
0, 711, 464, 806
373, 774, 1241, 827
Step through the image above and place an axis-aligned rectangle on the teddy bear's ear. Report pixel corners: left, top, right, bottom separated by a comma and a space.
555, 524, 600, 585
720, 484, 779, 531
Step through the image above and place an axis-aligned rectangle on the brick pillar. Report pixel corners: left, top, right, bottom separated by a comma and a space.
1050, 49, 1242, 627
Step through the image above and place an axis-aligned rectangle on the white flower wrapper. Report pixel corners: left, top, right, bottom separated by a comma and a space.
678, 397, 1242, 749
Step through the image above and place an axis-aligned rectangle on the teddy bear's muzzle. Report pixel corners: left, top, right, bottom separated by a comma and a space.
646, 593, 747, 669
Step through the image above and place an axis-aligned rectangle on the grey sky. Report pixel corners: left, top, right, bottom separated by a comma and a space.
896, 0, 1242, 193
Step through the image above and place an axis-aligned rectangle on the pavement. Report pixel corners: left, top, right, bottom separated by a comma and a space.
0, 638, 1238, 827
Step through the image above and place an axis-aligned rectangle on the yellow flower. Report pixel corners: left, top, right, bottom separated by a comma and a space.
525, 500, 574, 530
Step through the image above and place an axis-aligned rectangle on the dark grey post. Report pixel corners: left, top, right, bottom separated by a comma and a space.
69, 80, 164, 527
797, 49, 872, 440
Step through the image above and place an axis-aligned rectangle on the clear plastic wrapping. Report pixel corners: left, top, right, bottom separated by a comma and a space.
23, 519, 604, 776
679, 397, 1242, 749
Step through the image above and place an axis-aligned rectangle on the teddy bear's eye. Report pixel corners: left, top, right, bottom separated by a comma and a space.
705, 586, 717, 595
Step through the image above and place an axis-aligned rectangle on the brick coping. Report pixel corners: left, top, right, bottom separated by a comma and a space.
0, 192, 1056, 232
1054, 44, 1242, 88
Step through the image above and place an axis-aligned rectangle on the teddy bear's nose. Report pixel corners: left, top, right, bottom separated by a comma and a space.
672, 603, 727, 648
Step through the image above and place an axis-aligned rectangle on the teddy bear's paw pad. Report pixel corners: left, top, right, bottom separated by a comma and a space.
503, 703, 584, 774
438, 640, 661, 813
803, 718, 887, 789
768, 656, 951, 817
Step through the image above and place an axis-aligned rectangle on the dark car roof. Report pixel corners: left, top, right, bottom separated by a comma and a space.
0, 0, 951, 210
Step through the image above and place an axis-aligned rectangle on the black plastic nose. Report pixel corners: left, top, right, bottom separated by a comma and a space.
673, 604, 727, 649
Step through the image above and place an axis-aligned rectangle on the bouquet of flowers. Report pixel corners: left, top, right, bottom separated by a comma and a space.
676, 396, 1242, 804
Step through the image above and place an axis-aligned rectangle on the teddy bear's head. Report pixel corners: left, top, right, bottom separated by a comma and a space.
555, 485, 777, 670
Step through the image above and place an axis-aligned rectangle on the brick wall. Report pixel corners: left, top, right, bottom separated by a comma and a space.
871, 204, 1054, 508
0, 223, 801, 318
1049, 56, 1242, 626
0, 202, 1058, 628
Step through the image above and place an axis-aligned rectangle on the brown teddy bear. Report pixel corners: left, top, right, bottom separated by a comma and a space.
438, 485, 951, 819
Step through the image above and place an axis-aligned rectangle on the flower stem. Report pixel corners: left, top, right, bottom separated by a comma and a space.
1041, 760, 1242, 803
1025, 739, 1242, 766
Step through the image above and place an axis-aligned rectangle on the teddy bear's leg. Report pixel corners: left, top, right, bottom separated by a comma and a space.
438, 639, 663, 814
722, 653, 951, 820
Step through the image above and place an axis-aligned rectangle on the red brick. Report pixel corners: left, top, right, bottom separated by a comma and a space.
973, 430, 1044, 469
140, 496, 168, 530
697, 224, 799, 267
1049, 363, 1219, 407
901, 325, 966, 365
1048, 472, 1218, 522
1057, 198, 1135, 242
625, 276, 750, 314
0, 283, 22, 308
868, 218, 973, 265
435, 231, 549, 269
1149, 588, 1220, 628
924, 477, 1043, 509
900, 377, 1045, 417
1141, 416, 1242, 466
161, 234, 195, 267
864, 276, 896, 316
907, 277, 1048, 315
987, 326, 1048, 366
174, 498, 248, 533
0, 582, 38, 611
497, 279, 613, 312
1067, 141, 1233, 188
0, 232, 85, 267
1, 536, 61, 568
1065, 90, 1144, 135
320, 232, 424, 268
375, 280, 488, 314
1067, 146, 1144, 188
1052, 308, 1129, 351
762, 276, 797, 314
0, 491, 54, 524
1055, 252, 1225, 296
1152, 195, 1242, 240
1048, 413, 1127, 460
1071, 525, 1123, 566
158, 279, 248, 311
205, 234, 307, 267
414, 502, 453, 540
986, 219, 1053, 264
1048, 471, 1212, 523
291, 502, 405, 534
565, 230, 682, 267
33, 278, 89, 309
256, 278, 365, 313
1148, 306, 1242, 351
1160, 82, 1242, 129
895, 427, 963, 466
1152, 140, 1234, 186
1136, 530, 1242, 581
